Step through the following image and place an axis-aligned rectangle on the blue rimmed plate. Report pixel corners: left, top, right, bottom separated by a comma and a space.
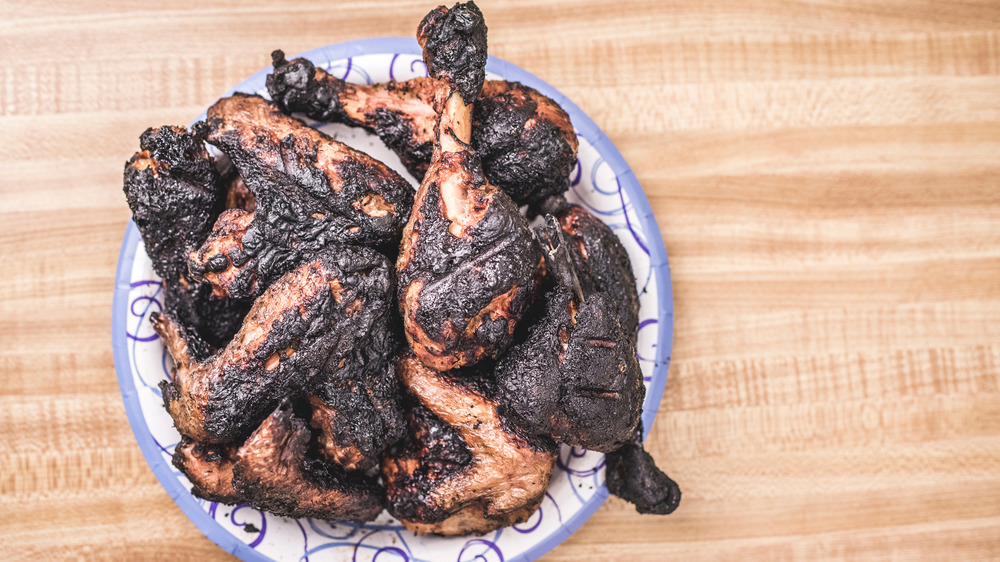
112, 37, 673, 562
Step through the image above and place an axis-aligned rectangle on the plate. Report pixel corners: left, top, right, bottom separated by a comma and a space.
112, 37, 674, 562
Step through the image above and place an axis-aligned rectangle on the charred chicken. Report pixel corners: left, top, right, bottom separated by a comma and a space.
189, 93, 413, 300
267, 52, 577, 211
156, 247, 396, 443
396, 0, 543, 371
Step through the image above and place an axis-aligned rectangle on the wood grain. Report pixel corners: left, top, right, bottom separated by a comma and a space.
2, 0, 999, 560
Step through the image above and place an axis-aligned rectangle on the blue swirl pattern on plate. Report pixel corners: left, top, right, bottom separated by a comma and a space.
112, 37, 674, 562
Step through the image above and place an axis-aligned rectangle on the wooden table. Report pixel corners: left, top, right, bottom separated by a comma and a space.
3, 1, 999, 559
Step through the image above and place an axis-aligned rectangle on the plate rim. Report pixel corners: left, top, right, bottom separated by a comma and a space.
112, 36, 674, 562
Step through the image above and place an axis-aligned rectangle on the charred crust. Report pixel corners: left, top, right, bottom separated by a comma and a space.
417, 1, 488, 104
605, 430, 681, 515
267, 51, 357, 126
200, 93, 413, 299
472, 82, 576, 207
557, 204, 640, 340
159, 248, 398, 444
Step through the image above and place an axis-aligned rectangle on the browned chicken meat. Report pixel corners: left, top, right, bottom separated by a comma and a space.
494, 217, 644, 452
383, 354, 556, 535
156, 247, 396, 443
188, 93, 414, 300
267, 52, 577, 211
172, 438, 242, 504
123, 125, 250, 351
232, 399, 385, 522
396, 1, 543, 372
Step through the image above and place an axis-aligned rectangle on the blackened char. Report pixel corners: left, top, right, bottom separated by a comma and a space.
123, 125, 250, 349
307, 323, 407, 473
417, 1, 488, 104
605, 426, 681, 515
558, 204, 639, 340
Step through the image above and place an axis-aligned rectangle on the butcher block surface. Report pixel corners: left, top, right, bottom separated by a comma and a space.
1, 0, 999, 560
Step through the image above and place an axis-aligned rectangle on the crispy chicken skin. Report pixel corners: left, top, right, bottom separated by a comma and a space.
495, 217, 644, 452
396, 1, 543, 372
172, 438, 242, 504
557, 204, 640, 340
232, 400, 385, 522
190, 93, 413, 299
267, 55, 577, 209
123, 125, 250, 349
604, 425, 681, 515
306, 327, 407, 473
156, 247, 396, 443
383, 354, 556, 535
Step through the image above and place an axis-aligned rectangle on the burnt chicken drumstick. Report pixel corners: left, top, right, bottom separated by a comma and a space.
267, 51, 578, 211
495, 217, 644, 452
188, 93, 414, 300
533, 211, 681, 514
383, 354, 556, 535
123, 125, 250, 352
396, 0, 543, 371
156, 247, 396, 443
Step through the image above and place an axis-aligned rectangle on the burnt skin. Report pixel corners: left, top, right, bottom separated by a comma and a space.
306, 323, 407, 473
156, 247, 396, 443
397, 1, 543, 371
195, 93, 413, 299
472, 81, 577, 210
124, 125, 225, 284
495, 217, 644, 453
416, 1, 488, 106
604, 425, 681, 515
232, 400, 385, 522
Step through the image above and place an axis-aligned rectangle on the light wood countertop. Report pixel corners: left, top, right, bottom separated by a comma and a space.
2, 1, 999, 559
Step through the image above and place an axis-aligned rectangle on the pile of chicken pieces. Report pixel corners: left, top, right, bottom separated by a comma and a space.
123, 1, 679, 536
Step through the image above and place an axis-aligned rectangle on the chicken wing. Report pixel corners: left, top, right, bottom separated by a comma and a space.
232, 399, 385, 522
156, 247, 395, 443
190, 93, 413, 299
124, 125, 251, 350
383, 354, 556, 535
